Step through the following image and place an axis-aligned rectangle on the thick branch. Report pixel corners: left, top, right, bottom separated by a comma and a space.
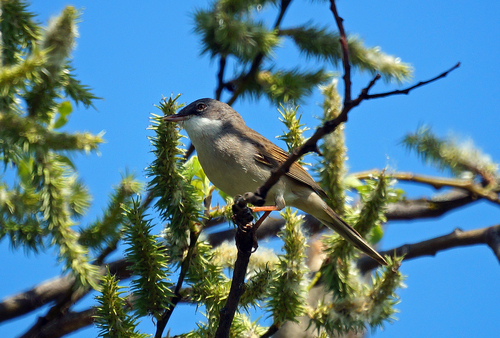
215, 202, 257, 338
357, 224, 500, 273
385, 190, 477, 220
20, 308, 94, 338
260, 323, 280, 338
2, 188, 475, 326
0, 258, 130, 324
0, 276, 73, 323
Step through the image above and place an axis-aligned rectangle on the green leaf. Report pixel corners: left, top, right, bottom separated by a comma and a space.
370, 224, 384, 244
184, 155, 212, 199
343, 175, 363, 189
53, 101, 72, 129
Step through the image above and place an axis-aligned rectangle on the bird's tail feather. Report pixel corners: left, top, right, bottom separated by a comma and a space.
289, 189, 387, 266
322, 207, 387, 266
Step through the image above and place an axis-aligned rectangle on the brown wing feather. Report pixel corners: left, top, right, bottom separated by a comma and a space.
248, 129, 329, 199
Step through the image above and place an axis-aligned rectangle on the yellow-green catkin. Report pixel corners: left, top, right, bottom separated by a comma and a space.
318, 79, 347, 215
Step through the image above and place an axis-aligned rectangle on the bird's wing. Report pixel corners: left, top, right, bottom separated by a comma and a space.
249, 130, 329, 200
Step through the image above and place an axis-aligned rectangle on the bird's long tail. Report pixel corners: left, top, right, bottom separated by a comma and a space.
322, 207, 387, 266
293, 192, 388, 266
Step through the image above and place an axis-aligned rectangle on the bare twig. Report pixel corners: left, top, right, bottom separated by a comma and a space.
155, 229, 201, 338
357, 224, 500, 273
242, 1, 384, 207
183, 143, 195, 160
329, 0, 351, 103
366, 62, 460, 99
215, 56, 227, 100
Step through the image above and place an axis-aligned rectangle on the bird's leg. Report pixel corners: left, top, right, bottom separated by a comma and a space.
253, 210, 272, 231
250, 206, 279, 231
250, 206, 280, 212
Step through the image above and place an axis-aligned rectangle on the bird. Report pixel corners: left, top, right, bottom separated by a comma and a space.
164, 98, 387, 266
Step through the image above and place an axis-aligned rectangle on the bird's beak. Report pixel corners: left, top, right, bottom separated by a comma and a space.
163, 111, 190, 122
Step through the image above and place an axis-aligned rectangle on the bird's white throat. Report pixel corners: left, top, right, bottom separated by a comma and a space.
182, 116, 223, 142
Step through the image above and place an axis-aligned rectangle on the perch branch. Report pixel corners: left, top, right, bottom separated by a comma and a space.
215, 201, 258, 338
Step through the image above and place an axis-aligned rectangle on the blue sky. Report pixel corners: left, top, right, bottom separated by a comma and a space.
1, 1, 500, 337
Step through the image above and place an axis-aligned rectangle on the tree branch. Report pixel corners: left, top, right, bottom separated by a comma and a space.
2, 187, 477, 329
355, 170, 500, 205
207, 214, 324, 247
0, 258, 130, 324
366, 62, 460, 99
385, 190, 477, 220
329, 0, 351, 103
260, 323, 280, 338
357, 224, 500, 273
215, 55, 227, 100
155, 229, 201, 338
215, 201, 257, 338
21, 308, 94, 338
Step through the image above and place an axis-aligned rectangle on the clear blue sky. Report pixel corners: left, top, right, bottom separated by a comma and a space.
2, 1, 500, 337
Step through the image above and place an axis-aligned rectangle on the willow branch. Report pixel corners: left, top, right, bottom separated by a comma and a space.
0, 258, 130, 324
215, 55, 227, 100
19, 308, 94, 338
215, 202, 257, 338
330, 0, 351, 103
386, 190, 477, 220
366, 62, 460, 99
357, 224, 500, 273
155, 229, 201, 338
355, 170, 500, 205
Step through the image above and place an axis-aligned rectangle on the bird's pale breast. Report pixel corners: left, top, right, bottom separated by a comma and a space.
182, 116, 272, 200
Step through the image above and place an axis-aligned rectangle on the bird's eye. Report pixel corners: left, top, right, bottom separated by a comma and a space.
196, 103, 207, 112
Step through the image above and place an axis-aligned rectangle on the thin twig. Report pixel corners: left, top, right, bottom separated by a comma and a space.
155, 229, 201, 338
330, 0, 351, 103
242, 1, 384, 207
215, 56, 227, 100
155, 192, 212, 337
366, 62, 460, 99
244, 64, 459, 208
357, 224, 500, 273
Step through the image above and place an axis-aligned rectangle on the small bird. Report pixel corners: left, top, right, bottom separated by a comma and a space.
164, 98, 387, 266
